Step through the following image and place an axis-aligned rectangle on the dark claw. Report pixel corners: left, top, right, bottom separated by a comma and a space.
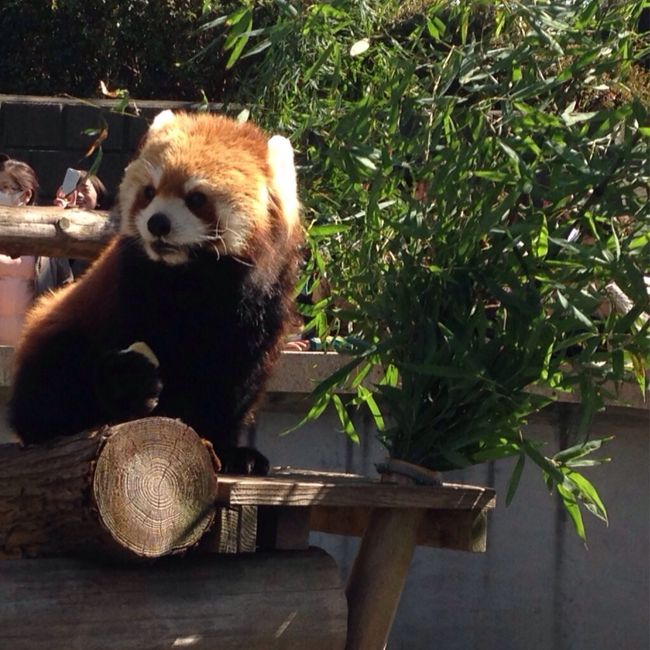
219, 446, 270, 475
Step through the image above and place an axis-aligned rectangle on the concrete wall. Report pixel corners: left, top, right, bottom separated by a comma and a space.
254, 399, 649, 650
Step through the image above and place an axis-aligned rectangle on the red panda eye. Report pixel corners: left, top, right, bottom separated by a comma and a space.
185, 191, 206, 211
143, 185, 156, 201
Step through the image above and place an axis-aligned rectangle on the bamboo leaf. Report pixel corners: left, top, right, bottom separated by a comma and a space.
506, 452, 526, 506
553, 437, 612, 464
332, 394, 359, 443
557, 484, 587, 544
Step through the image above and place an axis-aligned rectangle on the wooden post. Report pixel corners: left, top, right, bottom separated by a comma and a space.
0, 417, 219, 559
345, 507, 424, 650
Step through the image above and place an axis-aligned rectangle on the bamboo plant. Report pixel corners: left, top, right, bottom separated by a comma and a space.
202, 0, 649, 540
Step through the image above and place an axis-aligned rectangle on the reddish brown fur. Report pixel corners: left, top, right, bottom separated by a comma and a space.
14, 239, 121, 371
10, 112, 302, 474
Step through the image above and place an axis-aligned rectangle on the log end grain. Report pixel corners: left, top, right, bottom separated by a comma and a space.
92, 417, 219, 558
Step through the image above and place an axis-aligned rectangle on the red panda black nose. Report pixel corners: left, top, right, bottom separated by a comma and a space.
148, 213, 171, 238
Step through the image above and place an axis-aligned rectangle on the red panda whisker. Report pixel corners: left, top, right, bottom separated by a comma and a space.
230, 255, 255, 268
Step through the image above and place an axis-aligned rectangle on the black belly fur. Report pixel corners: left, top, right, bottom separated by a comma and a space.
9, 237, 290, 456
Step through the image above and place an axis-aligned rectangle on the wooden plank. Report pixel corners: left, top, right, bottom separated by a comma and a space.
0, 548, 347, 650
258, 507, 311, 551
345, 508, 423, 650
201, 506, 258, 554
238, 504, 259, 553
310, 506, 489, 553
266, 351, 384, 395
216, 474, 496, 511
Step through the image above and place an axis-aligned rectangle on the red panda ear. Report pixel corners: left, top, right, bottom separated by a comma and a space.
150, 110, 177, 132
267, 135, 299, 231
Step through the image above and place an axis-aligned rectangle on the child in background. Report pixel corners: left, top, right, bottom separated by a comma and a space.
0, 155, 73, 345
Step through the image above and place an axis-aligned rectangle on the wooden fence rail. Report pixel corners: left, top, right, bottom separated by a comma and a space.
0, 206, 116, 259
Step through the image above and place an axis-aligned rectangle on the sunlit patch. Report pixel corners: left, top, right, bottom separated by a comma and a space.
273, 610, 298, 639
172, 635, 202, 647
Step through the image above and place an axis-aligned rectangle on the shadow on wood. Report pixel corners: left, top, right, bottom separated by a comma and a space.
0, 547, 347, 650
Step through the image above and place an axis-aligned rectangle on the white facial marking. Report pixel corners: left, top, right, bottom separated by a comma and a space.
183, 177, 206, 194
144, 162, 163, 188
216, 201, 250, 254
135, 196, 206, 265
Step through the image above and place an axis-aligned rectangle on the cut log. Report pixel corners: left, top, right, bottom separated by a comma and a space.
0, 417, 219, 559
0, 205, 117, 259
0, 547, 348, 650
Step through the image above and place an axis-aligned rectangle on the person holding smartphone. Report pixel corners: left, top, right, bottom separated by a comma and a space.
54, 168, 107, 210
53, 168, 109, 279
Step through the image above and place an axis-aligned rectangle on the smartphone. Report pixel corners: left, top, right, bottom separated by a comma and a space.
61, 168, 82, 196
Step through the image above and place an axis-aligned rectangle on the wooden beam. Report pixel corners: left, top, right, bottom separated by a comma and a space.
200, 506, 258, 554
216, 473, 496, 511
345, 508, 423, 650
0, 206, 117, 259
258, 506, 311, 551
0, 548, 347, 650
310, 506, 489, 553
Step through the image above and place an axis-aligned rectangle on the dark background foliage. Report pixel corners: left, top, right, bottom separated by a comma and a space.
0, 0, 234, 100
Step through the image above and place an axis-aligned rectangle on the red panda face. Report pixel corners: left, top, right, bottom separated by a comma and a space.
118, 111, 299, 268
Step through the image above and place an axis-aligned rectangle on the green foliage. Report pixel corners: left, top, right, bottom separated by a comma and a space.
216, 0, 649, 541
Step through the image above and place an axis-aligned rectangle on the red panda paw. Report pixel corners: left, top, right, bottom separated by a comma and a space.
219, 447, 270, 476
96, 343, 163, 422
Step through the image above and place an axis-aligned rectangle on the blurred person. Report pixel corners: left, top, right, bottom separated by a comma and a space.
0, 155, 73, 344
54, 170, 108, 210
53, 169, 110, 278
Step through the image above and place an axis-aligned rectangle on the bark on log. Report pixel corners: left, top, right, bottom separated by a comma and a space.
0, 417, 219, 559
0, 547, 347, 650
0, 205, 117, 259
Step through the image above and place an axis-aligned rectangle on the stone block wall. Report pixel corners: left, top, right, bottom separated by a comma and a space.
0, 94, 221, 205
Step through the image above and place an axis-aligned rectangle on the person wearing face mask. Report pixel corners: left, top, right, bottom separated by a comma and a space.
0, 154, 73, 345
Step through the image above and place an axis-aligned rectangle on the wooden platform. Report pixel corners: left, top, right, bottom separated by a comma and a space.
213, 470, 496, 555
0, 416, 496, 650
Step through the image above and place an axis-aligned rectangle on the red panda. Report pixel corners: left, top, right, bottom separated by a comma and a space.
9, 110, 302, 474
